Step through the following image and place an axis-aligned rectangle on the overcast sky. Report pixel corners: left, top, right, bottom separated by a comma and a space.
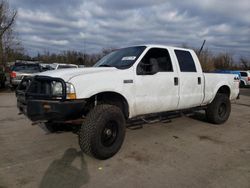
8, 0, 250, 59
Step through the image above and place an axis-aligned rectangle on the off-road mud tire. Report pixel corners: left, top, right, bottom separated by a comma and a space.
79, 104, 125, 160
206, 94, 231, 124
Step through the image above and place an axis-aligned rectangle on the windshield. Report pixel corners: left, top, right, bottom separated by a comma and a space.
94, 46, 146, 69
12, 64, 41, 73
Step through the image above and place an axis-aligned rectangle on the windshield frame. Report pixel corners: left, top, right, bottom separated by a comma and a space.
94, 46, 146, 70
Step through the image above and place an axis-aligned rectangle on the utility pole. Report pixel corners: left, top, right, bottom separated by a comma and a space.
83, 37, 86, 66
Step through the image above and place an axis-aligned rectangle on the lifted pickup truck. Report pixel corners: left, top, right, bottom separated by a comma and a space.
16, 45, 240, 159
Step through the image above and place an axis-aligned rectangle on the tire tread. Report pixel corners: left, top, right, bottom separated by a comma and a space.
79, 104, 125, 159
206, 93, 231, 124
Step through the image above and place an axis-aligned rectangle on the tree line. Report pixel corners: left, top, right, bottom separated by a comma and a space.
10, 47, 249, 72
0, 0, 249, 72
196, 49, 250, 72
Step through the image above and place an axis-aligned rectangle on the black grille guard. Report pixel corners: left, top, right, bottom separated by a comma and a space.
16, 75, 67, 101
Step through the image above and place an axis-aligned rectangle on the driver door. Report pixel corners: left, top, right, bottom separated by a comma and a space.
134, 47, 179, 116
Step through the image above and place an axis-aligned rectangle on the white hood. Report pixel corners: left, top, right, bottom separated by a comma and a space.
37, 67, 118, 82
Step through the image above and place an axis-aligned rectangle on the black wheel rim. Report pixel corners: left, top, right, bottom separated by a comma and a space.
101, 121, 118, 147
218, 103, 227, 118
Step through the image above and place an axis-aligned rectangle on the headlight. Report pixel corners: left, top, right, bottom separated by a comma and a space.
51, 81, 76, 99
51, 81, 63, 96
66, 82, 76, 99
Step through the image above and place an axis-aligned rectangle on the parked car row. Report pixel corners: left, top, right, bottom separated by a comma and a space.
7, 61, 79, 89
214, 70, 250, 88
10, 62, 42, 88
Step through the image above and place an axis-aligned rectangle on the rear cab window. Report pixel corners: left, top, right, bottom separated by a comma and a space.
174, 50, 197, 72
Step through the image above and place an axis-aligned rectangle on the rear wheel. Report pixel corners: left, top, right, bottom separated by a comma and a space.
206, 94, 231, 124
79, 104, 125, 160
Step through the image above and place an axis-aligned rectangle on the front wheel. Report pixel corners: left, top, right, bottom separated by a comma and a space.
79, 104, 126, 160
206, 94, 231, 124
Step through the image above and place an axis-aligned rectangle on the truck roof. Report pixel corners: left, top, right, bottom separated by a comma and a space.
126, 44, 194, 52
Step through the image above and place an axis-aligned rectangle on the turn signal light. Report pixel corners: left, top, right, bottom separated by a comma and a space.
67, 93, 76, 99
248, 77, 250, 81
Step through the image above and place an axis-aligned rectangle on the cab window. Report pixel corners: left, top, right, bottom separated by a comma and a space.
137, 48, 173, 75
175, 50, 197, 72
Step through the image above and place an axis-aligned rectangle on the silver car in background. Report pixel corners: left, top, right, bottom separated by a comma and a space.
10, 62, 42, 88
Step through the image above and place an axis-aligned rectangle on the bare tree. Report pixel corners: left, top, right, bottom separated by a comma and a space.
214, 53, 233, 70
197, 49, 215, 72
0, 0, 17, 65
240, 57, 249, 70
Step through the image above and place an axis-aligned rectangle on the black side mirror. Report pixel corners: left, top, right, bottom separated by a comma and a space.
137, 58, 158, 75
149, 58, 158, 74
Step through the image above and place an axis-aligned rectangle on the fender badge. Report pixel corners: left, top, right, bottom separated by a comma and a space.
123, 79, 133, 84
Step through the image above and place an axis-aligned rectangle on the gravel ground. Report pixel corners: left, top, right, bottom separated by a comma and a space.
0, 89, 249, 188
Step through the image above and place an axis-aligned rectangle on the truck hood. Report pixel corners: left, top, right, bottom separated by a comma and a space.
37, 67, 118, 82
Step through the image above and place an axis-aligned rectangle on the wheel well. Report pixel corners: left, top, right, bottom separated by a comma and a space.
217, 85, 230, 98
85, 92, 129, 119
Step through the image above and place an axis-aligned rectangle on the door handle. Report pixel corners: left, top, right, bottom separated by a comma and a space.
174, 77, 178, 86
198, 77, 201, 85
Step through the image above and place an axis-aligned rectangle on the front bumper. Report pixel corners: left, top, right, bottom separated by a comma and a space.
16, 75, 86, 122
10, 79, 21, 86
18, 99, 86, 122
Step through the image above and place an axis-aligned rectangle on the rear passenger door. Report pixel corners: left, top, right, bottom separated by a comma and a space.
174, 50, 204, 109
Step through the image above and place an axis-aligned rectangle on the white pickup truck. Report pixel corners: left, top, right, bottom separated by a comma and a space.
16, 45, 240, 159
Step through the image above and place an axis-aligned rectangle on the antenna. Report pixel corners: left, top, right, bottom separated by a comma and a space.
83, 37, 86, 66
198, 40, 206, 55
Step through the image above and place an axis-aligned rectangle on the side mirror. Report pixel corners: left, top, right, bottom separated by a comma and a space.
137, 58, 158, 75
149, 58, 158, 75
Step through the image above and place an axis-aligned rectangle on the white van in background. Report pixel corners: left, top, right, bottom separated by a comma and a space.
51, 63, 78, 70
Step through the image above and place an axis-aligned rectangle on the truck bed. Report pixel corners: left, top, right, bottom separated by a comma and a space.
203, 73, 239, 105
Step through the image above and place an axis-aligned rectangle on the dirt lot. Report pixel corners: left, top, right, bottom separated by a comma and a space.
0, 89, 249, 188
